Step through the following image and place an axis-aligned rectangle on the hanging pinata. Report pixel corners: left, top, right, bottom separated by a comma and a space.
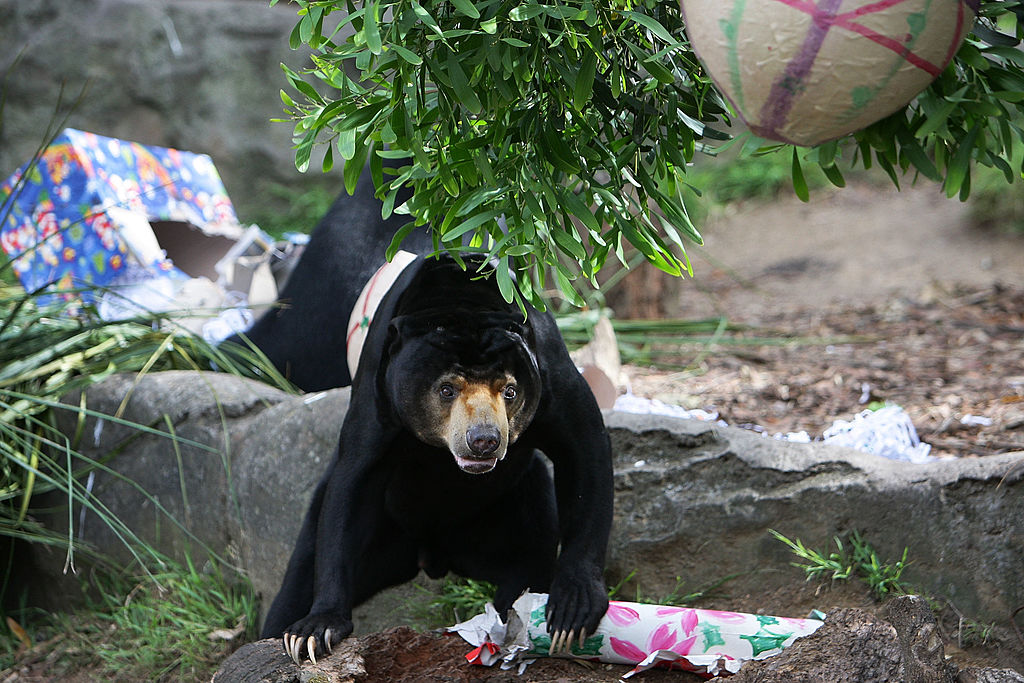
681, 0, 979, 146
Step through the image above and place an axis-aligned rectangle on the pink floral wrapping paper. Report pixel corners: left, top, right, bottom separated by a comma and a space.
450, 592, 823, 678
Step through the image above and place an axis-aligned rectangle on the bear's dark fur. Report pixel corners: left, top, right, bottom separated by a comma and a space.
258, 259, 613, 663
239, 176, 613, 663
227, 167, 433, 391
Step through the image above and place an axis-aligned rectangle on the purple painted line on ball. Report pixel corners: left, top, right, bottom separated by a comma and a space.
758, 0, 844, 137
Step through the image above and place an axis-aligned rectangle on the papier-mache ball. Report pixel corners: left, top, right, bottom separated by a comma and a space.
681, 0, 979, 146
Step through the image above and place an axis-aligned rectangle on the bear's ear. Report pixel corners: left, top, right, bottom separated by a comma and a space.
505, 320, 533, 347
383, 316, 409, 360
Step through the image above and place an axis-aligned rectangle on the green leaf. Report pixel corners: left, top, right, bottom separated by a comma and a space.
385, 221, 418, 261
364, 2, 382, 54
299, 13, 314, 44
295, 135, 313, 173
791, 148, 809, 202
558, 187, 601, 234
643, 57, 675, 85
282, 64, 325, 105
322, 142, 334, 173
509, 4, 545, 21
447, 51, 483, 114
821, 164, 846, 188
441, 209, 504, 241
542, 126, 581, 174
389, 44, 424, 65
504, 244, 536, 256
410, 0, 448, 42
289, 21, 304, 50
552, 223, 587, 260
338, 126, 357, 159
900, 141, 941, 182
623, 11, 678, 45
554, 267, 585, 306
343, 138, 369, 193
495, 258, 516, 303
944, 123, 980, 198
450, 0, 481, 19
574, 51, 597, 111
915, 99, 957, 138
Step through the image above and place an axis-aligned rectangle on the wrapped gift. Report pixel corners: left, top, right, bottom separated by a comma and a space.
0, 128, 256, 306
451, 592, 824, 677
682, 0, 979, 146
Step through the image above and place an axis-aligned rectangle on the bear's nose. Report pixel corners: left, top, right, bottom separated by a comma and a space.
466, 425, 500, 456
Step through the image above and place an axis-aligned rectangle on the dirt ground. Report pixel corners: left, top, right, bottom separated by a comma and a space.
621, 180, 1024, 459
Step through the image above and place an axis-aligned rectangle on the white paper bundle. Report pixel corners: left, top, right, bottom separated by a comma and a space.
450, 592, 824, 677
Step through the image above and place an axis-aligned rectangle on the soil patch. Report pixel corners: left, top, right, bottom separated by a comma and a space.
625, 283, 1024, 459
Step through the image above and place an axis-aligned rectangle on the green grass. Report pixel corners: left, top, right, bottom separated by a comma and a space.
0, 282, 295, 566
608, 569, 737, 607
770, 529, 911, 599
556, 309, 873, 370
0, 284, 293, 678
419, 577, 498, 628
237, 182, 337, 239
2, 553, 257, 681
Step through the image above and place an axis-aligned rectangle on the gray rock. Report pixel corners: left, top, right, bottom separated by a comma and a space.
0, 0, 330, 216
34, 371, 1024, 643
604, 411, 1024, 625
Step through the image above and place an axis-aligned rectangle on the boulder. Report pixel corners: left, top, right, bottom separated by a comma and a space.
34, 371, 1024, 643
605, 411, 1024, 624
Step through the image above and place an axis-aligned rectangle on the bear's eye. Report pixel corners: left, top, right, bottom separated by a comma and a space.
502, 385, 517, 401
439, 383, 457, 400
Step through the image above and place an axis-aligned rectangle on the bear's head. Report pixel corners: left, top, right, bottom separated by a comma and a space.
382, 311, 541, 474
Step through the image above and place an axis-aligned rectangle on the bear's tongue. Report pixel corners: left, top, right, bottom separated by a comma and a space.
455, 455, 497, 474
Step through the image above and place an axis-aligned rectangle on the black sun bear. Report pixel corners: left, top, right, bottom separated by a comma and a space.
240, 172, 614, 664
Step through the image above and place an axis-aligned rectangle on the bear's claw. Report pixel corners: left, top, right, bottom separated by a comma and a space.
281, 612, 351, 665
548, 628, 590, 655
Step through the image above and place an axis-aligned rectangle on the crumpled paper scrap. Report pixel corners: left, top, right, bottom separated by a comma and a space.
450, 592, 824, 678
823, 404, 933, 463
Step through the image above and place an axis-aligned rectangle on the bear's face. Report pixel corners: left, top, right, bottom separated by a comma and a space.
383, 317, 541, 474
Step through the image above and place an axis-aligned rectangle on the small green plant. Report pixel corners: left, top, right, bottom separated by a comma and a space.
957, 616, 995, 648
769, 529, 855, 583
770, 529, 911, 599
422, 577, 497, 627
847, 530, 910, 599
3, 554, 257, 681
607, 568, 738, 606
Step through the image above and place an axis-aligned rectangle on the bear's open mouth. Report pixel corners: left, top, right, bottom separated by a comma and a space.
454, 455, 498, 474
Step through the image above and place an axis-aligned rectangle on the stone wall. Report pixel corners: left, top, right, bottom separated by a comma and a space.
30, 371, 1024, 639
0, 0, 333, 219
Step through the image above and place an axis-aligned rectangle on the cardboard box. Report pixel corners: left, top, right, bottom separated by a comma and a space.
0, 128, 276, 328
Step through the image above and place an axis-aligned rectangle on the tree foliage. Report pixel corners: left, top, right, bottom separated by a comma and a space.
274, 0, 1024, 309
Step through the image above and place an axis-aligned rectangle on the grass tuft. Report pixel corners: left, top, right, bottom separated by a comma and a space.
770, 529, 910, 599
2, 553, 257, 681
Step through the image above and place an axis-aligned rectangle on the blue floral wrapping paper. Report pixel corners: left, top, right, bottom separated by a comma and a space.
0, 128, 239, 303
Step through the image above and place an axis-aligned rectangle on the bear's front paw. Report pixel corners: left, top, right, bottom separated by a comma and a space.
545, 571, 609, 655
282, 611, 353, 665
